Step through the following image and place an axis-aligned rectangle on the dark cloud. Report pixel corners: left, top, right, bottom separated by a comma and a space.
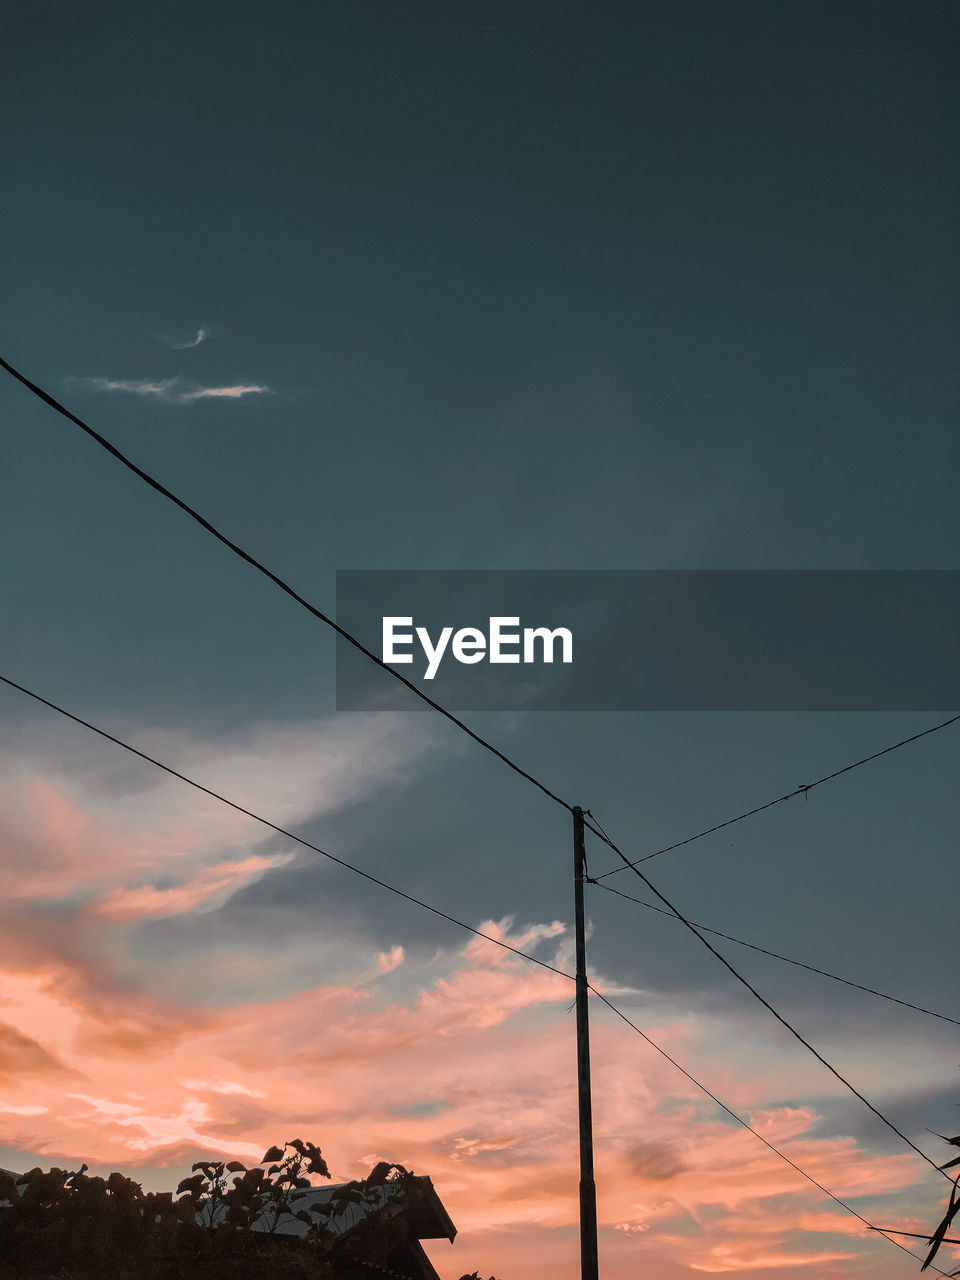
0, 1023, 75, 1082
805, 1077, 960, 1158
626, 1140, 687, 1182
203, 1102, 274, 1138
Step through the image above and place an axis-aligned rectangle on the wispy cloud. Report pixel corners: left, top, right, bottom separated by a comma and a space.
94, 853, 294, 922
0, 906, 929, 1278
78, 377, 270, 403
162, 328, 207, 350
0, 726, 946, 1280
377, 947, 405, 975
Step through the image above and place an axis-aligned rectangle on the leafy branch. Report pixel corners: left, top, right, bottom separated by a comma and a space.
921, 1130, 960, 1275
176, 1138, 331, 1234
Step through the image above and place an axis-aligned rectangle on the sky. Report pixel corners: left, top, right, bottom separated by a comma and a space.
0, 2, 958, 1277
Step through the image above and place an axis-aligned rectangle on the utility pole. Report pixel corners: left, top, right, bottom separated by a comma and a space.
573, 805, 599, 1280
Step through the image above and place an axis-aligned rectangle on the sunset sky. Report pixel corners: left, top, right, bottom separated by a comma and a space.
1, 2, 958, 1278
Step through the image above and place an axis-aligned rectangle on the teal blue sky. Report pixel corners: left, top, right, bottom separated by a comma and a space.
1, 4, 958, 1277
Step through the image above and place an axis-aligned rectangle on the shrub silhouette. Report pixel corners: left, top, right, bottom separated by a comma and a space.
0, 1140, 472, 1280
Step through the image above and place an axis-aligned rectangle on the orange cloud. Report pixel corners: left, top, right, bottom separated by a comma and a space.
377, 946, 405, 975
94, 853, 292, 921
0, 1021, 76, 1084
0, 759, 943, 1280
0, 931, 931, 1279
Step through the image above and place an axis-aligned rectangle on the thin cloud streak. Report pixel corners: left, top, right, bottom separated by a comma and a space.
78, 376, 270, 403
162, 328, 207, 350
94, 853, 294, 921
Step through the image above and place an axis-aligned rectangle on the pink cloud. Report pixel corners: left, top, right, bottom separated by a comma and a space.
94, 853, 291, 921
377, 946, 405, 975
0, 763, 944, 1280
0, 931, 931, 1279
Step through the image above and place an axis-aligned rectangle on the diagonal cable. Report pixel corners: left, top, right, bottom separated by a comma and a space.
584, 820, 951, 1182
0, 669, 946, 1272
5, 356, 958, 859
591, 879, 960, 1027
0, 672, 566, 979
0, 355, 571, 814
589, 713, 960, 879
590, 985, 951, 1277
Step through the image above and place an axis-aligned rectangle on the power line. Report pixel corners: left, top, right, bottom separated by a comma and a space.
3, 671, 951, 1186
583, 818, 951, 1182
589, 713, 960, 879
0, 355, 571, 815
590, 985, 951, 1278
4, 351, 956, 1246
0, 670, 943, 1274
591, 879, 960, 1028
6, 354, 958, 868
0, 672, 566, 981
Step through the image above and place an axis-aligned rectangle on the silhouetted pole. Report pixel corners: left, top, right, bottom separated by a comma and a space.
573, 805, 599, 1280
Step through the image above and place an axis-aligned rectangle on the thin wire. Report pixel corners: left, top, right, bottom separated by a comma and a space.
584, 821, 951, 1181
0, 355, 571, 815
591, 879, 960, 1028
2, 357, 953, 1263
0, 673, 566, 980
0, 673, 944, 1274
590, 713, 960, 879
6, 355, 958, 853
590, 985, 951, 1277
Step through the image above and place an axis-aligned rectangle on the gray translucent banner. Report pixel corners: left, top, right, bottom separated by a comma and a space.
335, 571, 960, 711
